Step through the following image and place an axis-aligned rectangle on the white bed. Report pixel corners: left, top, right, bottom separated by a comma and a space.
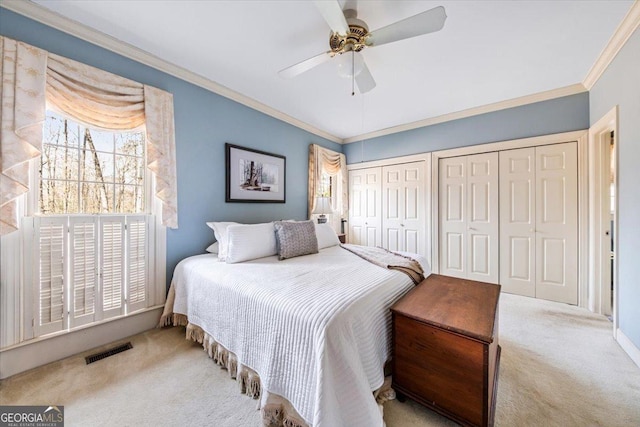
165, 244, 430, 427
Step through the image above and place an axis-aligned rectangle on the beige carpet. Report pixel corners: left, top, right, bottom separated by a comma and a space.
1, 293, 639, 426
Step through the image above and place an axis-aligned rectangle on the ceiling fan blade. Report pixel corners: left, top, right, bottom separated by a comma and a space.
367, 6, 447, 47
314, 0, 349, 35
278, 51, 333, 79
355, 59, 376, 94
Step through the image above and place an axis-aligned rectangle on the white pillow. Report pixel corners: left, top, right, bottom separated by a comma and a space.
206, 241, 219, 254
225, 222, 277, 264
315, 223, 341, 249
206, 222, 239, 260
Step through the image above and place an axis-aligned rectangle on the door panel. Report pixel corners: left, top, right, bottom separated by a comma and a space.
382, 162, 425, 256
349, 168, 382, 247
440, 157, 467, 279
466, 153, 499, 283
535, 142, 578, 304
500, 148, 536, 297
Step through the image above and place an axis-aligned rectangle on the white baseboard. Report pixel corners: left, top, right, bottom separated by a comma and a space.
0, 307, 163, 379
616, 328, 640, 369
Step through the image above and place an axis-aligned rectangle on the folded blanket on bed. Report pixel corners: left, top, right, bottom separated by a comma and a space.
340, 244, 425, 284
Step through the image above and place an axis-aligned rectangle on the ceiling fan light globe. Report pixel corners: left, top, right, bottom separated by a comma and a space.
335, 51, 364, 78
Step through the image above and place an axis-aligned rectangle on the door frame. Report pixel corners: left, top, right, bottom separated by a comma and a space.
588, 106, 619, 332
431, 130, 589, 307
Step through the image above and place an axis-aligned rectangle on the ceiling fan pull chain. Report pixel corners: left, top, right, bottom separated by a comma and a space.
351, 50, 355, 96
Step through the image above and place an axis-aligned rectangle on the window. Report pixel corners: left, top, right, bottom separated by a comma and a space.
40, 112, 145, 214
30, 113, 153, 338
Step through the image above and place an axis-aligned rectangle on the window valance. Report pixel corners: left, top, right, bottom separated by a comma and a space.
0, 36, 178, 233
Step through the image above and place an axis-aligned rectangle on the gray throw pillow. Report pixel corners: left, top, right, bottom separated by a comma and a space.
274, 220, 319, 260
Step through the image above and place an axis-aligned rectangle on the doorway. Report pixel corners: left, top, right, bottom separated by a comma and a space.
588, 107, 618, 333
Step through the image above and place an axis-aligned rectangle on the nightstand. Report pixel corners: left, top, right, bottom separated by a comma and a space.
337, 234, 346, 244
391, 274, 501, 427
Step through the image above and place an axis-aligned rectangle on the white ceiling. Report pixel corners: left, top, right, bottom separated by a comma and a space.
31, 0, 632, 141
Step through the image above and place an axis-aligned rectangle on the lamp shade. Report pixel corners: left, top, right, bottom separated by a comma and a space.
312, 197, 334, 215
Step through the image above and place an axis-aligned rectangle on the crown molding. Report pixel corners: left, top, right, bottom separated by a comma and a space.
583, 1, 640, 90
0, 0, 343, 144
342, 83, 587, 144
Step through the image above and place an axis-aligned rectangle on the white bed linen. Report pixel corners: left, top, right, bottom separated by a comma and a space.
171, 245, 429, 427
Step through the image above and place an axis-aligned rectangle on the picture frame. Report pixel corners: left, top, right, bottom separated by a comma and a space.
225, 143, 286, 203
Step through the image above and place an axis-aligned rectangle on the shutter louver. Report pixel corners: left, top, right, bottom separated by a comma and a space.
69, 218, 98, 327
36, 218, 66, 335
101, 217, 125, 319
127, 216, 147, 312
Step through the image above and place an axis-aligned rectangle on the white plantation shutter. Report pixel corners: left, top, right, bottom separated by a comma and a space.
126, 216, 148, 313
69, 217, 98, 327
35, 217, 67, 336
28, 215, 153, 339
101, 216, 125, 319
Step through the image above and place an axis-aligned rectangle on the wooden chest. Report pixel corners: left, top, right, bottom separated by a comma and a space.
391, 274, 501, 427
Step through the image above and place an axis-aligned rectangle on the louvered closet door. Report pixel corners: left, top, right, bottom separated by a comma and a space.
500, 148, 536, 297
348, 168, 382, 247
382, 162, 425, 255
439, 157, 467, 278
466, 153, 499, 283
535, 142, 578, 304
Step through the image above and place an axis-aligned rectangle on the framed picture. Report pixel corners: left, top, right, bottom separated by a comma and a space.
225, 143, 286, 203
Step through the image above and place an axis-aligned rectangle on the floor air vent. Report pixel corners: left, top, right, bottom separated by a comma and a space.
85, 342, 133, 364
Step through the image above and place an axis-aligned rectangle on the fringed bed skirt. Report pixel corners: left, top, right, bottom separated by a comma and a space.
160, 314, 396, 427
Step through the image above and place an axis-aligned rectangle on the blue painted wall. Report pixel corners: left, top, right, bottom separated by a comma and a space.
343, 92, 589, 163
0, 9, 342, 287
590, 28, 640, 350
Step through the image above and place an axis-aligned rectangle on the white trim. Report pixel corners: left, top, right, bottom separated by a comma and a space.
583, 2, 640, 90
0, 305, 163, 379
0, 0, 341, 144
616, 328, 640, 369
430, 130, 589, 293
588, 107, 618, 327
347, 152, 431, 170
342, 84, 587, 144
577, 132, 589, 309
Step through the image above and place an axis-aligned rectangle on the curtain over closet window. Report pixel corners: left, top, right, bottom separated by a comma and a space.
308, 144, 348, 234
0, 36, 178, 234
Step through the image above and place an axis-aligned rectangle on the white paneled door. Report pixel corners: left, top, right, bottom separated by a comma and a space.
535, 143, 578, 304
349, 168, 382, 247
499, 143, 578, 304
499, 147, 536, 296
439, 153, 499, 283
382, 162, 425, 255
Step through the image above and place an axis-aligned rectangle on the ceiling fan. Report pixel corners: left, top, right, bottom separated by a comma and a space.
278, 1, 447, 95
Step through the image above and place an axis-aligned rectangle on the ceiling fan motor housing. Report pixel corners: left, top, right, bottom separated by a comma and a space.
329, 9, 369, 54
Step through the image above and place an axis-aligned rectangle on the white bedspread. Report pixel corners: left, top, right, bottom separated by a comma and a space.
171, 245, 430, 427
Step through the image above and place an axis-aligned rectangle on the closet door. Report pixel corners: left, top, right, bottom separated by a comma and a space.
439, 157, 467, 279
348, 168, 382, 247
382, 162, 425, 255
440, 154, 498, 282
499, 142, 578, 304
535, 142, 578, 304
499, 148, 536, 297
467, 153, 499, 283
